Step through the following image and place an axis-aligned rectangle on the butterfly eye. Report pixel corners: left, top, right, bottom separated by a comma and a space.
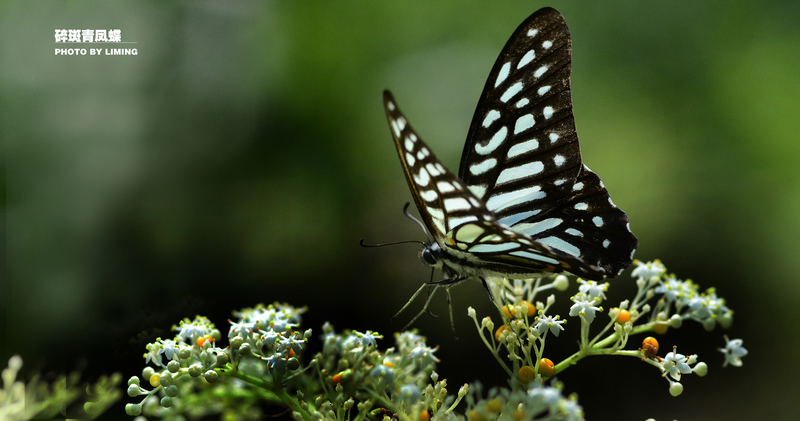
420, 247, 438, 266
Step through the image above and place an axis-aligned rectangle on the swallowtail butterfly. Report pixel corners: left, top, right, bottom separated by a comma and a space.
382, 8, 638, 322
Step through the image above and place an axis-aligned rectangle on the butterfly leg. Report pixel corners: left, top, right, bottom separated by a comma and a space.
423, 268, 440, 318
424, 285, 439, 318
392, 282, 430, 323
444, 286, 458, 338
399, 285, 441, 331
428, 276, 466, 286
479, 277, 495, 301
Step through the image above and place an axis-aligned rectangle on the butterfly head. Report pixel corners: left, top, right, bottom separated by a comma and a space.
419, 242, 442, 268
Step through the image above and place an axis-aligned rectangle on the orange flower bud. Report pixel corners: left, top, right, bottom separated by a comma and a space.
538, 358, 556, 377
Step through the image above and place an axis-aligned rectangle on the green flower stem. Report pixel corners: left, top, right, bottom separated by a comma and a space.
532, 337, 545, 372
224, 369, 312, 421
471, 316, 514, 378
364, 388, 396, 412
445, 392, 465, 414
552, 324, 657, 376
579, 318, 590, 350
588, 313, 622, 347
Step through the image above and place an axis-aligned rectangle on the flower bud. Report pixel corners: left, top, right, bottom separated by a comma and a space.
178, 347, 193, 360
669, 382, 683, 396
203, 370, 218, 383
495, 325, 511, 341
538, 358, 556, 377
165, 385, 179, 397
125, 403, 142, 416
159, 372, 173, 387
719, 311, 733, 329
668, 314, 682, 328
230, 336, 244, 350
693, 362, 708, 377
126, 384, 142, 397
553, 275, 569, 291
188, 363, 203, 377
518, 365, 536, 383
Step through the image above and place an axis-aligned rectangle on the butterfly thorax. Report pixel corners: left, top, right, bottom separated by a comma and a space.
422, 240, 551, 282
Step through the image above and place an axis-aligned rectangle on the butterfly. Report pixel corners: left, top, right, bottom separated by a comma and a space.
381, 7, 638, 327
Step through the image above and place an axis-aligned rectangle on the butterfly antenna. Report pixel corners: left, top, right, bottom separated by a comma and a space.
402, 203, 432, 243
359, 238, 426, 248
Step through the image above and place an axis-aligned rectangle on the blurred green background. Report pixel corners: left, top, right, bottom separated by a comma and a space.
2, 1, 799, 419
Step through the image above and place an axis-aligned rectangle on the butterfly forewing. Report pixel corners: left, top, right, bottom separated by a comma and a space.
455, 7, 637, 278
383, 91, 494, 243
458, 8, 581, 226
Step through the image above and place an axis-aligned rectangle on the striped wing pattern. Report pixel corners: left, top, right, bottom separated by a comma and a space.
384, 7, 637, 280
384, 91, 595, 277
456, 7, 637, 278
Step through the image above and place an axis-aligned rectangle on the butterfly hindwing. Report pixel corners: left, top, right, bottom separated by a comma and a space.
444, 219, 597, 277
508, 165, 636, 277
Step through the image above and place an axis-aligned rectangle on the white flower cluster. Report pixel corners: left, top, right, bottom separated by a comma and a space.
127, 303, 310, 418
468, 260, 747, 398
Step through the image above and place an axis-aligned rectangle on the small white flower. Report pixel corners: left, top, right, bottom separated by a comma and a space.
655, 276, 683, 302
578, 280, 608, 301
535, 314, 565, 337
354, 330, 382, 348
159, 338, 179, 362
662, 348, 693, 381
409, 344, 440, 366
144, 341, 164, 367
175, 317, 214, 345
631, 260, 666, 280
569, 294, 601, 323
720, 336, 748, 367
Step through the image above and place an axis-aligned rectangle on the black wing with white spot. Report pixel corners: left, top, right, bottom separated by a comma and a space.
456, 7, 637, 278
384, 90, 494, 244
458, 8, 579, 224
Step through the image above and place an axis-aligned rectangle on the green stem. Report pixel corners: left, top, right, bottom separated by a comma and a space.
472, 315, 514, 378
552, 325, 658, 376
225, 369, 312, 421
